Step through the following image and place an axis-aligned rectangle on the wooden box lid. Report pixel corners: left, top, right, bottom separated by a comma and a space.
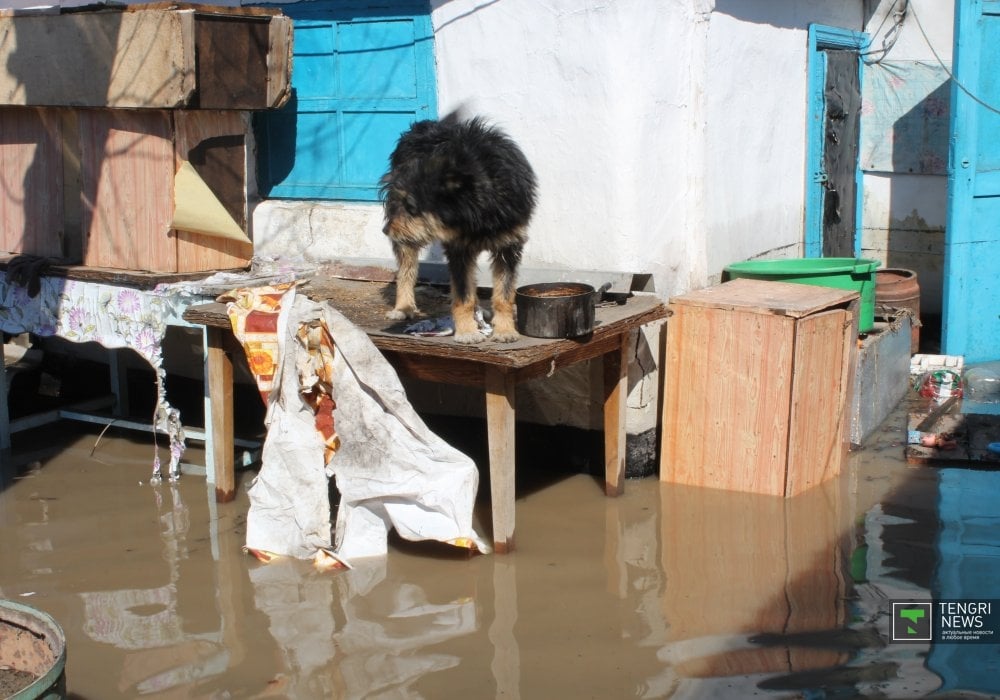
668, 278, 859, 319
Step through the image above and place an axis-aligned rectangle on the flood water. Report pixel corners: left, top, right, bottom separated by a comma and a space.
2, 397, 999, 699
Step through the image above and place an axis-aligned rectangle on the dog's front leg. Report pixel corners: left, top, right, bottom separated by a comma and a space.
490, 243, 522, 343
447, 246, 485, 344
387, 241, 421, 320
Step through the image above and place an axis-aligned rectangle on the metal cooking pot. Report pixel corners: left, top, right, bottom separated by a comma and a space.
515, 282, 611, 338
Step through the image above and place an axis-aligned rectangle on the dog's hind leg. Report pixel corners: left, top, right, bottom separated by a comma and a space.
490, 242, 523, 343
387, 241, 421, 320
446, 245, 485, 344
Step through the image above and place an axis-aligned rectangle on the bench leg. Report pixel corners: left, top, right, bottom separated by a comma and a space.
204, 326, 236, 503
603, 333, 629, 496
485, 367, 517, 553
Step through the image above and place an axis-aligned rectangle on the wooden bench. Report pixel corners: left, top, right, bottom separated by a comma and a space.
183, 275, 668, 552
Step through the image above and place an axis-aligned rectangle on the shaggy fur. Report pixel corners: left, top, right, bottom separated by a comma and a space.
380, 113, 538, 343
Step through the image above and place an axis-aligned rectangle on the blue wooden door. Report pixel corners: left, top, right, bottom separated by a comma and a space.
257, 1, 437, 201
805, 26, 867, 258
945, 0, 1000, 362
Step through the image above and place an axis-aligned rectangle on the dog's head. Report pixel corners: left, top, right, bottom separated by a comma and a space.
379, 118, 468, 243
380, 114, 536, 241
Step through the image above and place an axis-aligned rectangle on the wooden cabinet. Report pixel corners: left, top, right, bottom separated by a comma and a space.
659, 278, 858, 497
0, 5, 293, 273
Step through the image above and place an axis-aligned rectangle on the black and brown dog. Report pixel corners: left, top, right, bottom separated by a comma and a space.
380, 112, 537, 344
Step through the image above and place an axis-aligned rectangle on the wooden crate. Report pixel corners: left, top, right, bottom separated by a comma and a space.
0, 107, 252, 272
659, 278, 859, 497
0, 6, 292, 110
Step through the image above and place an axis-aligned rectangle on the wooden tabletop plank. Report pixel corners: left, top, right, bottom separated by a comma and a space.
182, 277, 667, 371
0, 256, 223, 289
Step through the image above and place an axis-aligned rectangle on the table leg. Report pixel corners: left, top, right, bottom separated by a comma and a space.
603, 333, 629, 496
0, 346, 10, 468
108, 347, 129, 417
485, 367, 517, 553
0, 344, 10, 453
204, 326, 236, 503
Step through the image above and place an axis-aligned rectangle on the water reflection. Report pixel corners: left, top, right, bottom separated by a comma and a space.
77, 483, 232, 695
654, 477, 853, 693
247, 557, 478, 697
929, 469, 1000, 696
8, 418, 1000, 697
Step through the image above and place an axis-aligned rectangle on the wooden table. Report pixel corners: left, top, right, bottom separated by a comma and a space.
183, 276, 668, 552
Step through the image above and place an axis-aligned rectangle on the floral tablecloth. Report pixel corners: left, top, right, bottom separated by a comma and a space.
0, 271, 202, 480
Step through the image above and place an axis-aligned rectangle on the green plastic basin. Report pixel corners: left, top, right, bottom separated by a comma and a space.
724, 257, 880, 332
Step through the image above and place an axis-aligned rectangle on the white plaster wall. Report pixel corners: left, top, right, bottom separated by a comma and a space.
704, 1, 864, 278
433, 0, 714, 298
861, 0, 953, 316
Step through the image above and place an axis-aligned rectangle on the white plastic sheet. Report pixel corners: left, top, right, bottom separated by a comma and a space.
239, 289, 489, 563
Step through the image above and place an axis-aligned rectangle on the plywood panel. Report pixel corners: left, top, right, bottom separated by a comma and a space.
79, 109, 176, 271
668, 277, 859, 319
785, 309, 852, 496
193, 14, 292, 109
0, 107, 65, 257
172, 110, 251, 273
0, 10, 195, 108
661, 303, 795, 495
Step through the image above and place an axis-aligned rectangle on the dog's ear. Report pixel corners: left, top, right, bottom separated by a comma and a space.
439, 103, 470, 125
404, 192, 420, 215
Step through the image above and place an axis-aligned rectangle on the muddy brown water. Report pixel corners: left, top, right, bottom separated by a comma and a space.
0, 400, 996, 699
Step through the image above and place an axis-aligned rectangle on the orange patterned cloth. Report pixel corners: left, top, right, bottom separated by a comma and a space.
221, 283, 340, 464
220, 283, 290, 403
295, 320, 341, 464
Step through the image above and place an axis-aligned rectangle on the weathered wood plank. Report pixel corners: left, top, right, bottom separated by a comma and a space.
661, 303, 796, 495
172, 110, 252, 273
182, 285, 668, 372
206, 325, 236, 502
0, 10, 196, 108
485, 367, 517, 553
785, 309, 852, 495
0, 255, 220, 289
192, 14, 292, 109
603, 332, 629, 496
668, 277, 859, 319
78, 109, 177, 271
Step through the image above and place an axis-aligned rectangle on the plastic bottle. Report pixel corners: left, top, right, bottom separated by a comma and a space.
964, 362, 1000, 404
